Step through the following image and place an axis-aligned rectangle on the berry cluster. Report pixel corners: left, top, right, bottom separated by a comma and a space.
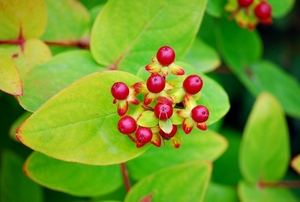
226, 0, 272, 30
111, 46, 209, 148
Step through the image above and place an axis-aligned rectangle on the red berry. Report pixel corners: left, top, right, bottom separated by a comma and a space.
146, 74, 165, 93
183, 75, 203, 94
159, 125, 177, 139
254, 2, 272, 20
238, 0, 253, 7
154, 103, 173, 120
156, 46, 175, 66
117, 116, 137, 135
111, 82, 129, 100
191, 105, 209, 123
135, 127, 153, 143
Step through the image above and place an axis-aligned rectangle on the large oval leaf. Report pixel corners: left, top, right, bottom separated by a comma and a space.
127, 129, 227, 180
239, 92, 290, 183
0, 0, 46, 40
91, 0, 207, 73
41, 0, 90, 42
268, 0, 295, 18
125, 161, 211, 202
24, 152, 122, 197
238, 180, 298, 202
0, 48, 22, 95
16, 71, 149, 165
18, 50, 104, 112
0, 150, 43, 202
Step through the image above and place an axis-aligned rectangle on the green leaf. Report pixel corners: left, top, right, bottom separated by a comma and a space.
0, 0, 47, 39
238, 180, 298, 202
24, 152, 122, 197
182, 38, 221, 73
238, 60, 300, 118
216, 18, 262, 68
291, 154, 300, 175
125, 161, 211, 202
127, 129, 227, 180
16, 71, 149, 165
9, 112, 32, 141
204, 182, 239, 202
239, 92, 290, 183
18, 50, 104, 112
91, 0, 207, 74
0, 150, 43, 202
41, 0, 90, 41
0, 48, 23, 95
206, 0, 227, 18
137, 111, 158, 128
212, 128, 242, 185
268, 0, 295, 18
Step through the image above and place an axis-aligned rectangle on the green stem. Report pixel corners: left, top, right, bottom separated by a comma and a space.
120, 162, 131, 192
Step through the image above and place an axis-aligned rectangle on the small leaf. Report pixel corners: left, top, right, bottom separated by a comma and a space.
183, 38, 221, 73
0, 150, 43, 202
91, 0, 207, 73
291, 154, 300, 175
0, 0, 47, 39
41, 0, 90, 42
239, 92, 290, 183
125, 161, 212, 202
159, 119, 172, 134
24, 152, 122, 197
0, 48, 23, 95
204, 182, 239, 202
9, 112, 32, 141
268, 0, 295, 18
206, 0, 227, 18
18, 50, 104, 112
16, 71, 149, 165
137, 111, 158, 128
238, 180, 298, 202
127, 129, 227, 180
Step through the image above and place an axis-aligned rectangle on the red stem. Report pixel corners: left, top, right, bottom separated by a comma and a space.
44, 40, 90, 49
120, 162, 131, 192
258, 180, 300, 188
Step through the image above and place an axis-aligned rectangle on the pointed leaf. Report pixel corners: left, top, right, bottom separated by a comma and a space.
18, 50, 104, 111
91, 0, 207, 73
125, 161, 211, 202
16, 71, 149, 165
0, 0, 47, 39
0, 150, 43, 202
24, 152, 122, 197
137, 111, 158, 128
127, 129, 227, 180
183, 38, 220, 73
0, 48, 22, 95
41, 0, 90, 42
238, 180, 298, 202
291, 154, 300, 175
239, 92, 290, 183
9, 112, 32, 141
159, 119, 172, 134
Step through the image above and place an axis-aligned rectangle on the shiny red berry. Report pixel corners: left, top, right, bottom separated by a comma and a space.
111, 82, 129, 100
238, 0, 253, 7
146, 74, 165, 93
191, 105, 209, 123
135, 127, 153, 144
156, 46, 175, 66
117, 116, 137, 135
254, 1, 272, 20
159, 125, 177, 139
183, 75, 203, 94
154, 103, 173, 120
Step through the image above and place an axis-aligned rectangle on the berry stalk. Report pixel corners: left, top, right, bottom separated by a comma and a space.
120, 162, 131, 192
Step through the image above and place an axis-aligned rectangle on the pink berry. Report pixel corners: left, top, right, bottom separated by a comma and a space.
254, 1, 272, 20
238, 0, 253, 7
156, 46, 175, 66
191, 105, 209, 123
117, 116, 137, 135
146, 74, 165, 93
159, 125, 177, 139
183, 75, 203, 94
154, 103, 173, 120
135, 127, 153, 144
111, 82, 129, 100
